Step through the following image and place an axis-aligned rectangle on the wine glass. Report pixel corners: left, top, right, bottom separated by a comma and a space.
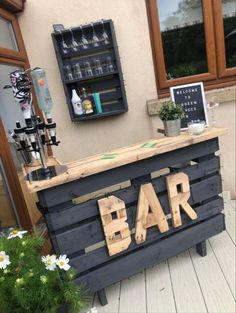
72, 62, 83, 79
101, 20, 109, 45
94, 59, 103, 75
60, 31, 69, 55
69, 28, 79, 52
91, 22, 100, 47
80, 26, 89, 49
84, 61, 93, 77
106, 56, 114, 72
207, 96, 219, 126
63, 64, 73, 80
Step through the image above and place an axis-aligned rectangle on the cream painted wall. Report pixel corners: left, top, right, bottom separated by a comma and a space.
18, 0, 159, 162
18, 0, 235, 197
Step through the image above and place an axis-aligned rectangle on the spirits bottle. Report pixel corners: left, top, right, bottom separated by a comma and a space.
71, 89, 83, 115
31, 68, 53, 121
81, 88, 94, 115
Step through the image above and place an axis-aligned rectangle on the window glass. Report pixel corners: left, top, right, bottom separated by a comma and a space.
0, 158, 19, 229
0, 64, 26, 171
222, 0, 236, 68
157, 0, 208, 79
0, 63, 26, 135
0, 16, 19, 51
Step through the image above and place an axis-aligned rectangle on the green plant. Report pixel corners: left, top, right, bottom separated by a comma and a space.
158, 100, 185, 121
0, 228, 88, 313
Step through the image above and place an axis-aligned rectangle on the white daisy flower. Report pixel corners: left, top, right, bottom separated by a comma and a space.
0, 251, 11, 270
7, 229, 27, 240
41, 255, 57, 271
56, 255, 71, 271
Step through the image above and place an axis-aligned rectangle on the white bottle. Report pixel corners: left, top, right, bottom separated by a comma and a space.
71, 89, 83, 115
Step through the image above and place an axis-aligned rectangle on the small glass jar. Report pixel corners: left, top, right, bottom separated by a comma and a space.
187, 121, 205, 135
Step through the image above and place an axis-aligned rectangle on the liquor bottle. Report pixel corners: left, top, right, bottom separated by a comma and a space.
81, 88, 94, 115
31, 68, 53, 121
71, 89, 83, 115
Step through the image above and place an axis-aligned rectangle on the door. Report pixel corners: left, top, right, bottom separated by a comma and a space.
0, 6, 39, 230
0, 118, 31, 229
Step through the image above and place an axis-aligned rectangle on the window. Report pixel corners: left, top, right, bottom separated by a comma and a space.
146, 0, 236, 97
0, 7, 27, 63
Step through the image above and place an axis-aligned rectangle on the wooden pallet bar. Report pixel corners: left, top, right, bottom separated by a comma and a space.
26, 127, 228, 306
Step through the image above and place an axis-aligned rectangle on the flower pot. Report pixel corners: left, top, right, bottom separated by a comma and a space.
56, 304, 68, 313
163, 119, 181, 137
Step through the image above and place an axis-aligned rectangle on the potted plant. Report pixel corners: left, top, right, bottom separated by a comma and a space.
158, 100, 185, 137
0, 228, 89, 313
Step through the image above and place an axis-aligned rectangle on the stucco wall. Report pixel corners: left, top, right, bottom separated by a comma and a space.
18, 0, 235, 198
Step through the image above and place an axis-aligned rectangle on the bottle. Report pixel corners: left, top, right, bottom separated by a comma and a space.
71, 89, 83, 115
81, 88, 94, 115
31, 68, 53, 121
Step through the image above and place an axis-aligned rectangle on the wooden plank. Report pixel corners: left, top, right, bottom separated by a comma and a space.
209, 231, 236, 297
141, 183, 169, 233
55, 175, 222, 256
93, 283, 120, 313
119, 272, 146, 313
190, 241, 235, 313
39, 138, 219, 209
28, 128, 227, 194
168, 251, 207, 313
46, 156, 220, 231
98, 196, 131, 256
70, 197, 223, 273
146, 261, 176, 313
166, 172, 197, 227
135, 186, 150, 244
224, 200, 236, 244
74, 214, 225, 292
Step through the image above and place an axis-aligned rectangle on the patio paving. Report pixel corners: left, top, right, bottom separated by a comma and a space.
84, 193, 235, 313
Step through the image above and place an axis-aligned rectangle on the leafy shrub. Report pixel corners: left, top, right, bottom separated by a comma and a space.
0, 228, 87, 313
158, 100, 185, 121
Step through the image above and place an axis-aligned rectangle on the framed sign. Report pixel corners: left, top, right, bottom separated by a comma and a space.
170, 82, 209, 129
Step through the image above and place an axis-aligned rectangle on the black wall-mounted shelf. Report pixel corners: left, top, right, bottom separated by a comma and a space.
52, 20, 128, 122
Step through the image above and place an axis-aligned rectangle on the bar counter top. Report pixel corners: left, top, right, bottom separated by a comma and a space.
26, 127, 228, 193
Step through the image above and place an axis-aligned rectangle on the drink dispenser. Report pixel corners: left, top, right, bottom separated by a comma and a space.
4, 68, 67, 181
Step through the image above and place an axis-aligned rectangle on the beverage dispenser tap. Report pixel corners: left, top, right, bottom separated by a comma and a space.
36, 116, 46, 145
4, 68, 67, 181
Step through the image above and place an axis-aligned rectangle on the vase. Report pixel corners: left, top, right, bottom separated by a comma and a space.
163, 119, 181, 137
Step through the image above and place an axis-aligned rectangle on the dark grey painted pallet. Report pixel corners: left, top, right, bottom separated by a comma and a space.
70, 196, 223, 274
38, 138, 219, 208
52, 174, 222, 256
46, 155, 220, 230
36, 137, 225, 306
75, 214, 225, 292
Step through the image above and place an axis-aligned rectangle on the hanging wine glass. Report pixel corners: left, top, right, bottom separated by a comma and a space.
94, 59, 103, 75
73, 62, 83, 79
106, 56, 115, 72
101, 20, 109, 45
60, 31, 69, 55
80, 26, 89, 49
84, 61, 93, 77
91, 22, 100, 47
63, 64, 73, 80
69, 28, 79, 52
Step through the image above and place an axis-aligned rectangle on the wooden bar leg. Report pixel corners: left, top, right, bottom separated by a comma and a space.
97, 289, 108, 306
196, 241, 207, 257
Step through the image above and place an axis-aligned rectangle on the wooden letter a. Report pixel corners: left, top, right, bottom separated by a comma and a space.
166, 172, 197, 228
98, 196, 131, 256
135, 183, 169, 245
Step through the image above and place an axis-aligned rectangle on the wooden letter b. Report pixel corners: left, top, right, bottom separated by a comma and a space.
98, 196, 131, 256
